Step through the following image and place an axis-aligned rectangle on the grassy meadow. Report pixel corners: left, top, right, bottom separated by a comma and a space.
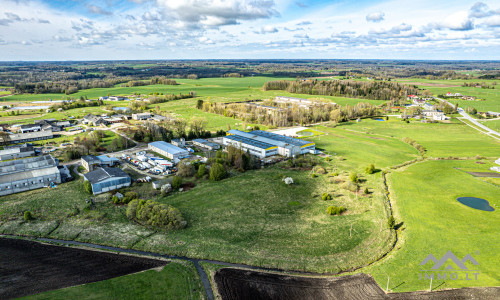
25, 261, 205, 300
363, 159, 499, 292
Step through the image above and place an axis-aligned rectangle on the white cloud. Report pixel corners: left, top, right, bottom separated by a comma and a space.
260, 25, 278, 33
156, 0, 279, 28
366, 12, 385, 23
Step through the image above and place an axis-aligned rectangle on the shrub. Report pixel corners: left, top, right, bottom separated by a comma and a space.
115, 191, 139, 204
83, 180, 93, 194
344, 181, 359, 192
311, 173, 318, 178
209, 163, 226, 181
24, 211, 33, 221
177, 161, 195, 177
331, 171, 339, 176
349, 172, 358, 183
324, 157, 331, 161
321, 193, 332, 200
197, 164, 207, 177
112, 196, 119, 204
388, 215, 395, 229
127, 199, 186, 230
313, 166, 327, 174
326, 206, 346, 215
365, 164, 375, 174
364, 187, 370, 194
172, 176, 182, 190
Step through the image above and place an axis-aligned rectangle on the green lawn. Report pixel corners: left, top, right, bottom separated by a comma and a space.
24, 261, 205, 300
479, 119, 500, 132
363, 159, 500, 292
331, 119, 500, 158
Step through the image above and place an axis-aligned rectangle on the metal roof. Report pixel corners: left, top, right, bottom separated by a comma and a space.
0, 155, 59, 184
0, 154, 57, 175
149, 141, 189, 155
0, 130, 53, 143
250, 130, 312, 147
96, 155, 119, 162
81, 155, 99, 163
224, 134, 275, 150
84, 167, 130, 184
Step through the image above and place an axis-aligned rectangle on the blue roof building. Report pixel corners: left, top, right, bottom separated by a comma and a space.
148, 141, 190, 160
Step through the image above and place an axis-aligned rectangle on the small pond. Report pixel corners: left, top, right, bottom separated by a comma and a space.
457, 197, 494, 211
374, 118, 385, 121
10, 106, 50, 110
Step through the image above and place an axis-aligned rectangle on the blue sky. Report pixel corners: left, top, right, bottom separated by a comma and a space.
0, 0, 499, 60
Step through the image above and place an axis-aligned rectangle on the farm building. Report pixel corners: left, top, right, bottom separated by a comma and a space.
0, 155, 62, 196
83, 167, 131, 195
0, 130, 53, 145
223, 130, 315, 158
148, 141, 190, 160
192, 138, 221, 151
0, 144, 35, 160
132, 112, 151, 120
422, 110, 450, 121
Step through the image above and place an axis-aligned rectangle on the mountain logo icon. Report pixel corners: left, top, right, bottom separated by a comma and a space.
420, 251, 479, 270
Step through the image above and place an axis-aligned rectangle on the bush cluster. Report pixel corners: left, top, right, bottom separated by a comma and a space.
209, 163, 226, 181
172, 176, 183, 190
126, 199, 186, 230
313, 166, 327, 174
402, 137, 426, 156
321, 193, 332, 200
113, 191, 138, 204
326, 206, 346, 215
365, 164, 375, 174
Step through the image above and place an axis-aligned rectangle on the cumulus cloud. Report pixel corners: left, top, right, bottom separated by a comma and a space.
366, 12, 385, 23
438, 11, 474, 31
296, 20, 311, 25
469, 2, 500, 18
86, 4, 113, 16
259, 25, 278, 33
295, 2, 308, 8
156, 0, 279, 28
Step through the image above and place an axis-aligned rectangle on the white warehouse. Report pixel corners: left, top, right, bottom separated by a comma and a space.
148, 141, 190, 161
223, 130, 315, 158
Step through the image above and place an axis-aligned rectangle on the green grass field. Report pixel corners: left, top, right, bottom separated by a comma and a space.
330, 118, 500, 158
25, 261, 205, 300
363, 159, 500, 292
393, 78, 500, 112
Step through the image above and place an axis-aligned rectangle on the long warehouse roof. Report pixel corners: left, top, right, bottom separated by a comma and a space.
250, 130, 312, 147
149, 141, 189, 155
224, 134, 275, 150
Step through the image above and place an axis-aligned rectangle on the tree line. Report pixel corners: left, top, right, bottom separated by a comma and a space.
199, 99, 380, 126
263, 79, 421, 101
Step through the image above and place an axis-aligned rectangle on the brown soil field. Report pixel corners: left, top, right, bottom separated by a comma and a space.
215, 268, 500, 300
0, 237, 168, 299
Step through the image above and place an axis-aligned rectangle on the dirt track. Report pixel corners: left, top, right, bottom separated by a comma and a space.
0, 237, 168, 299
215, 268, 500, 300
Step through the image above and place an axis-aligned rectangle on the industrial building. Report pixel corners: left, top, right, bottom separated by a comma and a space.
81, 155, 120, 171
0, 130, 53, 145
192, 139, 221, 151
132, 112, 151, 120
148, 141, 190, 160
0, 155, 62, 196
223, 130, 315, 158
83, 167, 131, 195
0, 144, 35, 160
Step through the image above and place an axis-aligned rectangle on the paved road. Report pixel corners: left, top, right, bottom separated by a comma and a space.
435, 97, 500, 138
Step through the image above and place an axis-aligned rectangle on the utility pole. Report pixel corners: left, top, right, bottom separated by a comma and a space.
429, 277, 433, 291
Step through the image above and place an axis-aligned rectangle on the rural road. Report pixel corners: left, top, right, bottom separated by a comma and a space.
434, 97, 500, 138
